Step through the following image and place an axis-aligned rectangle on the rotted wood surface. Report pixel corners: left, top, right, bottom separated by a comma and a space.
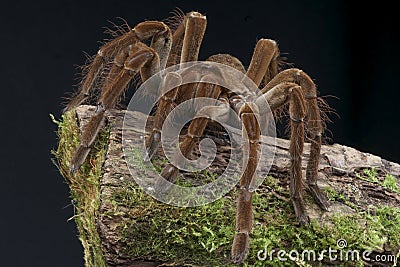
75, 105, 400, 266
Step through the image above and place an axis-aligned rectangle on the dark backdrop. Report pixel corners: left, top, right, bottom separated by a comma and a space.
1, 0, 399, 266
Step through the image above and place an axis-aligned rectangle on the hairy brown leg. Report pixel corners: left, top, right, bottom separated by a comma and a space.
145, 12, 207, 161
156, 53, 245, 184
231, 102, 260, 264
260, 68, 329, 211
144, 71, 182, 161
70, 42, 157, 173
230, 41, 280, 263
246, 39, 278, 87
288, 86, 309, 224
306, 97, 329, 210
65, 21, 171, 111
262, 42, 279, 85
159, 80, 222, 184
166, 22, 185, 68
257, 82, 314, 225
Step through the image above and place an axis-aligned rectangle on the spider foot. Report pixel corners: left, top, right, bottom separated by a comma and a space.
231, 233, 250, 264
308, 183, 330, 211
292, 197, 310, 225
63, 93, 88, 113
155, 163, 179, 192
144, 130, 161, 162
70, 145, 91, 174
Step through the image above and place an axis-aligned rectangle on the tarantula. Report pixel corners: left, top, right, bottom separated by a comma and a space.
66, 10, 329, 264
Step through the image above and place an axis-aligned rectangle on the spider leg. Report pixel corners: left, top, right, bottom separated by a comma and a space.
166, 11, 206, 67
144, 71, 182, 161
231, 102, 260, 264
158, 79, 222, 186
260, 68, 329, 211
230, 42, 281, 262
288, 86, 310, 224
145, 12, 207, 161
166, 22, 184, 67
65, 21, 171, 111
70, 42, 158, 173
156, 53, 245, 188
246, 39, 278, 87
257, 83, 310, 224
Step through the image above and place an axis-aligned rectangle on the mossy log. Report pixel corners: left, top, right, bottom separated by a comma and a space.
54, 105, 400, 267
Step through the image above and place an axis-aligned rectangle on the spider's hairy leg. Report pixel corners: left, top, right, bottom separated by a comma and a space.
167, 11, 207, 67
144, 71, 182, 161
262, 41, 280, 85
135, 21, 172, 79
305, 96, 329, 210
231, 102, 260, 264
70, 109, 106, 173
288, 86, 309, 224
166, 23, 184, 67
70, 43, 157, 173
156, 53, 246, 183
158, 80, 222, 185
180, 12, 207, 63
260, 69, 329, 211
65, 30, 138, 111
145, 12, 207, 161
246, 39, 278, 87
65, 21, 171, 111
100, 43, 160, 110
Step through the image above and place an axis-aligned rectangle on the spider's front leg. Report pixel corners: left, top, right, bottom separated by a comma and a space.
231, 102, 260, 264
70, 42, 159, 173
145, 11, 207, 161
155, 53, 245, 187
65, 21, 172, 111
157, 79, 222, 186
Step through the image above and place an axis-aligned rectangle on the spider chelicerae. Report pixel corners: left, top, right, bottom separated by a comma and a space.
65, 10, 330, 264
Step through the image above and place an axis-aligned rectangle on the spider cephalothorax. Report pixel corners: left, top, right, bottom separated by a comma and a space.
65, 10, 330, 264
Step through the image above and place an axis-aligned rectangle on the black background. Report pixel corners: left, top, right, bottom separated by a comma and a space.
1, 0, 399, 266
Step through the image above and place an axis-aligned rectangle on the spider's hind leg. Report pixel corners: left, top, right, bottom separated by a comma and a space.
288, 86, 310, 225
257, 82, 312, 224
144, 11, 207, 161
261, 69, 330, 212
305, 95, 330, 211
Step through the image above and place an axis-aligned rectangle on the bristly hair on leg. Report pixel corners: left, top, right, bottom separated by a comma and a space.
164, 7, 186, 67
62, 52, 100, 111
103, 18, 132, 40
164, 7, 185, 32
261, 50, 291, 89
63, 19, 134, 112
275, 89, 336, 145
115, 72, 142, 110
306, 95, 338, 144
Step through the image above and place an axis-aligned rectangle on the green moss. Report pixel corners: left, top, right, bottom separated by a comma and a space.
383, 174, 400, 193
53, 114, 400, 266
51, 111, 109, 267
113, 168, 400, 266
356, 167, 400, 194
